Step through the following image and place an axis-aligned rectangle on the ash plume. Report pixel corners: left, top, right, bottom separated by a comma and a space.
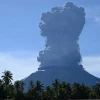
37, 2, 85, 70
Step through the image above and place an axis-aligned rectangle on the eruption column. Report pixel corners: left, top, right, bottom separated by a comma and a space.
37, 2, 85, 70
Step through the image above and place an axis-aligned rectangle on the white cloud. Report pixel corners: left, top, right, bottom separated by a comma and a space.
82, 56, 100, 78
0, 51, 39, 81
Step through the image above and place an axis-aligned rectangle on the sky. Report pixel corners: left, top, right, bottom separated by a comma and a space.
0, 0, 100, 81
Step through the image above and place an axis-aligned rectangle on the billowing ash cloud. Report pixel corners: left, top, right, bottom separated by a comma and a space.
37, 2, 85, 70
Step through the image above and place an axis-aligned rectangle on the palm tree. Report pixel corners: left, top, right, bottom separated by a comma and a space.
0, 79, 6, 99
28, 80, 35, 90
41, 86, 54, 100
71, 82, 81, 99
35, 80, 44, 92
59, 81, 71, 99
71, 82, 90, 99
80, 83, 90, 99
52, 79, 60, 99
26, 80, 43, 100
34, 80, 44, 99
90, 83, 100, 99
1, 70, 13, 99
14, 80, 25, 100
1, 70, 13, 87
26, 80, 35, 100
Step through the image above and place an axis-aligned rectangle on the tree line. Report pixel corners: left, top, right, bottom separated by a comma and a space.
0, 70, 100, 100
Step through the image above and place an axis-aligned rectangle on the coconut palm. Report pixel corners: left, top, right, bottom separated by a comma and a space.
1, 70, 13, 99
41, 86, 54, 100
1, 70, 13, 87
0, 79, 6, 99
90, 83, 100, 99
34, 80, 44, 99
59, 81, 71, 99
26, 80, 35, 100
71, 82, 90, 99
14, 80, 25, 100
52, 79, 60, 99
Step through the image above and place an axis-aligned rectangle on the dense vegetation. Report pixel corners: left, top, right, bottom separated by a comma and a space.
0, 70, 100, 100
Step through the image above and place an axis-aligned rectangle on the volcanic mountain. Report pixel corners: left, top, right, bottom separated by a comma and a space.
23, 2, 98, 90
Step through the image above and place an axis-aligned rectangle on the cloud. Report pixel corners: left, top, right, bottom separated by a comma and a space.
0, 51, 39, 81
82, 56, 100, 78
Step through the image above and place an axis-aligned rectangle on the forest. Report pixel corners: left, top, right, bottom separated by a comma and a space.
0, 70, 100, 100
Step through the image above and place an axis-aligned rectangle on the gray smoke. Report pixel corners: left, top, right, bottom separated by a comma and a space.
37, 2, 85, 70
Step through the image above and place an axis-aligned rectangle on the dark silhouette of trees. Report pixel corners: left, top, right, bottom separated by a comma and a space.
89, 83, 100, 99
41, 86, 55, 100
14, 80, 25, 100
52, 79, 60, 99
0, 70, 100, 99
59, 81, 71, 99
1, 70, 13, 99
2, 70, 13, 87
0, 79, 6, 99
71, 83, 90, 99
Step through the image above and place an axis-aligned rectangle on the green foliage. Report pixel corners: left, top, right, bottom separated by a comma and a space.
14, 80, 25, 100
0, 70, 100, 100
71, 83, 90, 99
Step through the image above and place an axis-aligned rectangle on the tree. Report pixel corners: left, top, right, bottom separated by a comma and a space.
52, 79, 60, 99
59, 81, 71, 99
26, 80, 36, 100
26, 80, 44, 100
1, 70, 13, 99
89, 83, 100, 99
35, 80, 44, 93
71, 83, 90, 99
0, 79, 6, 99
1, 70, 13, 87
14, 80, 25, 100
35, 80, 44, 99
41, 86, 54, 100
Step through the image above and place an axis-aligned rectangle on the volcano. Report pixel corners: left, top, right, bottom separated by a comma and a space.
23, 2, 98, 90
